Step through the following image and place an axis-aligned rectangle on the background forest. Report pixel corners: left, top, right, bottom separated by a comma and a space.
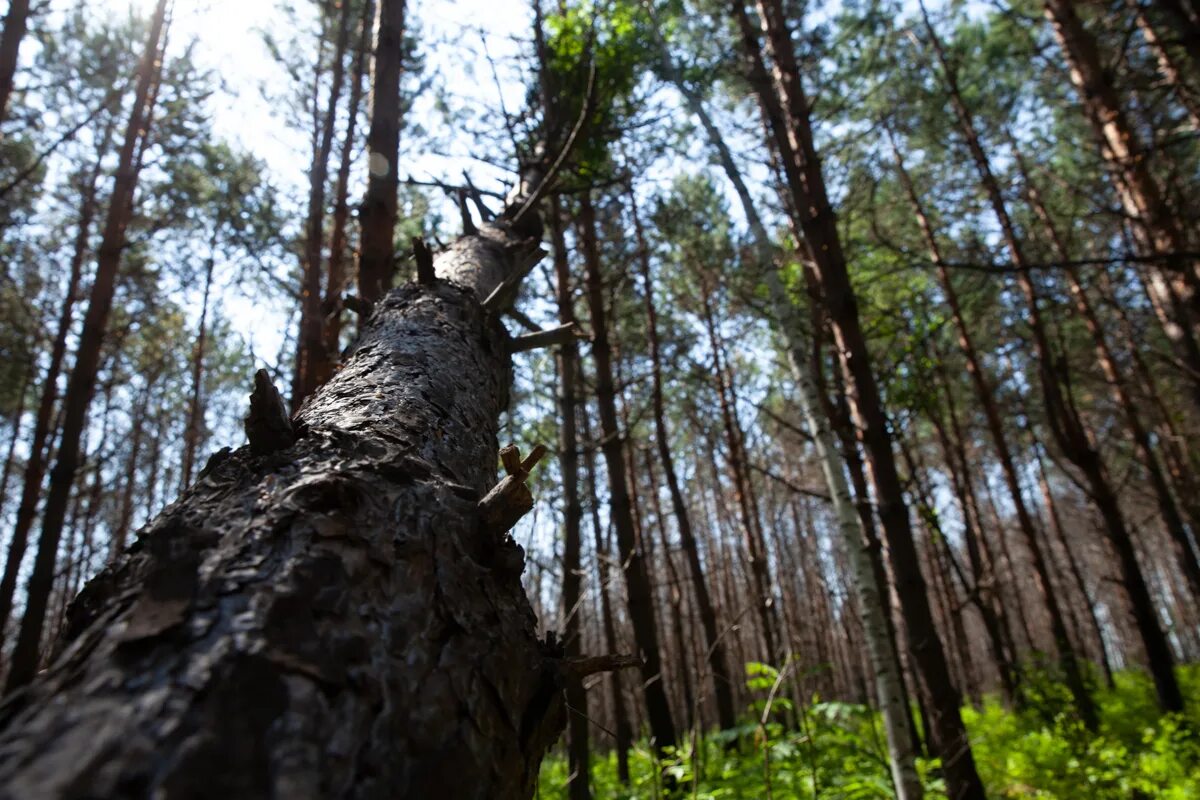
1, 0, 1199, 797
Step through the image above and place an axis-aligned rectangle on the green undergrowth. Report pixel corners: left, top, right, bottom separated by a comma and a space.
537, 664, 1200, 798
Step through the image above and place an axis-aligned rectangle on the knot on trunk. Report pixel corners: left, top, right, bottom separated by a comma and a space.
244, 369, 295, 456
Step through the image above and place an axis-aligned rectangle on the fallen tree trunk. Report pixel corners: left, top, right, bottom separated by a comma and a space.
0, 215, 570, 799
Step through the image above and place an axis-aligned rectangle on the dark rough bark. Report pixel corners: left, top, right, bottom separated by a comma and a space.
578, 193, 677, 754
357, 0, 407, 305
3, 0, 167, 693
0, 211, 573, 797
0, 0, 30, 124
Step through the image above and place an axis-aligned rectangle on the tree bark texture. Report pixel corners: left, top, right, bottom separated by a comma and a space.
0, 213, 571, 797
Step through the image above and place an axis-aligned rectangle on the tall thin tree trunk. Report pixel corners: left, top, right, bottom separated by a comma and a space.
179, 237, 217, 491
1043, 0, 1200, 409
734, 0, 984, 793
581, 405, 632, 784
889, 129, 1093, 725
0, 365, 31, 522
631, 187, 738, 733
549, 198, 589, 800
698, 285, 779, 668
293, 0, 354, 409
578, 192, 677, 754
0, 0, 30, 124
921, 1, 1183, 714
357, 0, 407, 305
1126, 0, 1200, 130
317, 0, 373, 387
668, 58, 918, 777
0, 111, 116, 653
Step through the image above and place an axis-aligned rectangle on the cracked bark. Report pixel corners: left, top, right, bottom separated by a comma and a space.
0, 212, 570, 798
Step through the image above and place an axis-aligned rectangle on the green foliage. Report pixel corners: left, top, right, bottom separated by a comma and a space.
538, 666, 1200, 798
541, 0, 654, 181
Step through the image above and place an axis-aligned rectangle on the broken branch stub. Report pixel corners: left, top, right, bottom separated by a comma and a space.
478, 444, 549, 537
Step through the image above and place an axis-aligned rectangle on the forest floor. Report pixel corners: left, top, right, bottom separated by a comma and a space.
538, 665, 1200, 799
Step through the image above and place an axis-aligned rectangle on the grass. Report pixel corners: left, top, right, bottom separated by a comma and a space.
537, 664, 1200, 798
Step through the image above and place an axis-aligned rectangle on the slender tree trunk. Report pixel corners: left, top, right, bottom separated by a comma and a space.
734, 0, 984, 793
1126, 0, 1200, 130
0, 0, 30, 124
698, 286, 779, 668
357, 0, 407, 305
293, 0, 354, 409
0, 109, 116, 655
110, 374, 158, 561
923, 352, 1019, 702
889, 129, 1094, 725
317, 0, 373, 387
549, 198, 589, 800
1033, 443, 1115, 689
581, 406, 632, 784
180, 239, 217, 491
0, 365, 31, 522
668, 67, 918, 777
630, 193, 736, 733
578, 192, 677, 754
1013, 143, 1200, 603
921, 1, 1183, 714
1043, 0, 1200, 409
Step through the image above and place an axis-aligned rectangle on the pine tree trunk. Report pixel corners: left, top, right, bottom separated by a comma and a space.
577, 192, 678, 755
1043, 0, 1200, 410
2, 0, 166, 687
357, 0, 406, 305
890, 131, 1094, 723
293, 0, 354, 409
0, 121, 113, 647
1014, 146, 1200, 603
581, 407, 632, 784
180, 244, 217, 490
317, 0, 373, 388
631, 188, 738, 733
549, 199, 589, 800
921, 1, 1183, 714
734, 0, 985, 793
0, 200, 576, 795
0, 0, 30, 124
